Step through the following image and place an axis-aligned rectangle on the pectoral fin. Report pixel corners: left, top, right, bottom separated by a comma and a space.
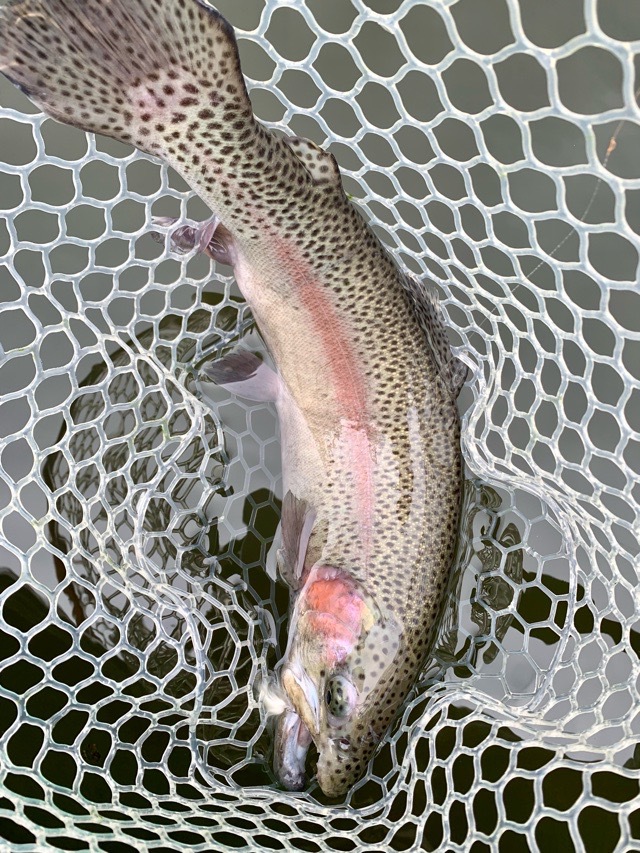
202, 350, 280, 402
278, 491, 316, 591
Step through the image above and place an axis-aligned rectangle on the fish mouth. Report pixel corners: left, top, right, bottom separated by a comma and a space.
274, 708, 354, 797
275, 667, 368, 797
281, 661, 321, 737
273, 661, 321, 791
273, 708, 312, 792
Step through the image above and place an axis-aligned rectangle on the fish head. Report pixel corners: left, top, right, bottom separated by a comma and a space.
277, 566, 404, 798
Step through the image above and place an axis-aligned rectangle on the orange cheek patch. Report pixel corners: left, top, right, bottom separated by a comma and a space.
304, 613, 358, 665
300, 577, 373, 666
304, 578, 367, 632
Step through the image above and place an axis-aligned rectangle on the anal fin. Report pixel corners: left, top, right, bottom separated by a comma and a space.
283, 136, 342, 187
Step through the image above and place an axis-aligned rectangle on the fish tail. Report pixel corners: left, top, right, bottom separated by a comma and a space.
0, 0, 252, 156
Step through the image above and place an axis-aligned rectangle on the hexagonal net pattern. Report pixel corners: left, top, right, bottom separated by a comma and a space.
0, 0, 639, 849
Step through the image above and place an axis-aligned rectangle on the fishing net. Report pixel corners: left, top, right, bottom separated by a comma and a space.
0, 0, 638, 849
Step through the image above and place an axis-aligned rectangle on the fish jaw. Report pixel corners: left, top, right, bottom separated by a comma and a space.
281, 660, 321, 739
277, 643, 388, 798
273, 709, 312, 792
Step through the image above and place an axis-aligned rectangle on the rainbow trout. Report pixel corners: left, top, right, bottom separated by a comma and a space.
0, 0, 466, 797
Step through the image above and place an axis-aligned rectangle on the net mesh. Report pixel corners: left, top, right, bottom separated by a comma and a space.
0, 0, 639, 849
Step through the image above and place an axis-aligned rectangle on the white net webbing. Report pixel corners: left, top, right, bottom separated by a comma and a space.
0, 0, 639, 849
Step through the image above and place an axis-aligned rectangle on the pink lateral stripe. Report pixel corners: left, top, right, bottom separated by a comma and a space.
274, 237, 375, 564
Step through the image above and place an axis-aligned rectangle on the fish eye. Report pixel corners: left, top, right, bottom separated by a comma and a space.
325, 675, 356, 719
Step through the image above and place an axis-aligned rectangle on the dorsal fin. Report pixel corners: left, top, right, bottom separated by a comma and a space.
402, 274, 469, 399
283, 136, 342, 187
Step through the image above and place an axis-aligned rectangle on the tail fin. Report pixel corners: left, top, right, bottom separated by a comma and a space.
0, 0, 251, 155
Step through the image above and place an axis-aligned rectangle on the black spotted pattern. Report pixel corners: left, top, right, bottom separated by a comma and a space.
0, 0, 464, 798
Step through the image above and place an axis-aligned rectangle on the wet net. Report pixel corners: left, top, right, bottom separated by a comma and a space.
0, 0, 639, 850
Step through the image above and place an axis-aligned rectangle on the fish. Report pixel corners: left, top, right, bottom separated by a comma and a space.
0, 0, 466, 797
